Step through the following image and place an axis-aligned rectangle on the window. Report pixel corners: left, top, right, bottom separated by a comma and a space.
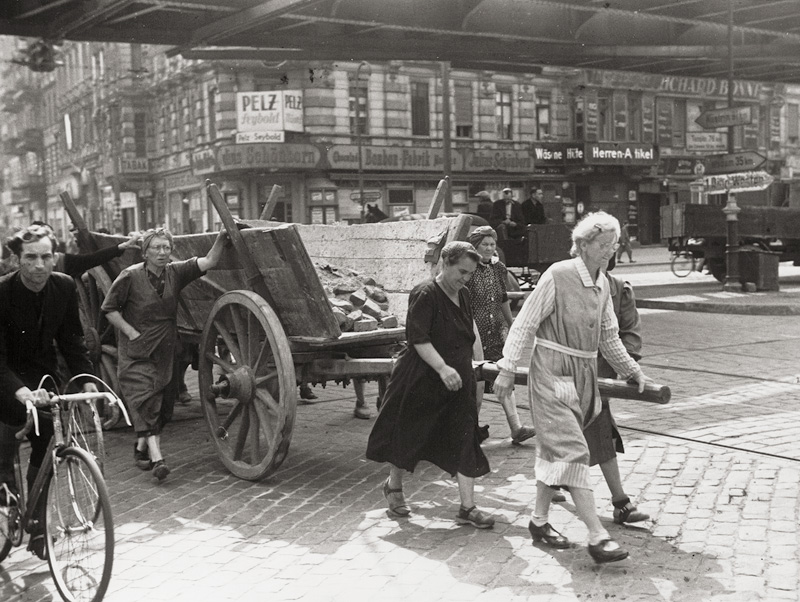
131, 43, 142, 73
349, 80, 369, 136
207, 87, 217, 142
671, 98, 686, 148
134, 112, 147, 157
411, 81, 430, 136
628, 93, 641, 141
536, 95, 550, 140
496, 87, 513, 139
597, 93, 611, 141
454, 83, 473, 138
308, 189, 337, 224
782, 105, 799, 146
574, 96, 585, 140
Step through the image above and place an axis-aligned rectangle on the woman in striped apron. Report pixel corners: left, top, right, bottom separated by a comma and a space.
494, 211, 653, 564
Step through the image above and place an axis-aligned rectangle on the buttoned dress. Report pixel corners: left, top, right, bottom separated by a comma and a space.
498, 257, 642, 490
101, 259, 202, 435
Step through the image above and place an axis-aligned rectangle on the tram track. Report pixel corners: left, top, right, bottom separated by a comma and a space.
640, 361, 800, 385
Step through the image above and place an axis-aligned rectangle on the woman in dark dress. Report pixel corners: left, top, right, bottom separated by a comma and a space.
366, 241, 495, 529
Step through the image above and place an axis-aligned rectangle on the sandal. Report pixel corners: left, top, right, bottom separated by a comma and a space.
613, 497, 650, 524
456, 506, 495, 529
511, 425, 536, 445
383, 478, 410, 517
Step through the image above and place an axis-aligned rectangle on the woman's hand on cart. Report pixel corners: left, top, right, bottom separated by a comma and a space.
493, 369, 516, 402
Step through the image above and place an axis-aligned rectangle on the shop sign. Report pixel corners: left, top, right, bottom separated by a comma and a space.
218, 143, 321, 170
119, 157, 149, 174
660, 157, 703, 176
119, 191, 137, 209
695, 106, 753, 129
236, 90, 304, 136
703, 170, 774, 194
584, 70, 763, 100
236, 131, 285, 144
686, 132, 727, 152
192, 149, 217, 175
703, 152, 766, 175
164, 170, 199, 191
462, 149, 533, 172
531, 143, 584, 165
327, 145, 462, 171
584, 143, 657, 165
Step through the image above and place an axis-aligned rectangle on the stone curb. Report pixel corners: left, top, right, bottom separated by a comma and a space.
637, 297, 800, 315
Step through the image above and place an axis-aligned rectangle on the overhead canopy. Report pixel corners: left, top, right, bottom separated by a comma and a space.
4, 0, 800, 83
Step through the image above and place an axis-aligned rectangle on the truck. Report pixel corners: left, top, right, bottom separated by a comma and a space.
660, 203, 800, 281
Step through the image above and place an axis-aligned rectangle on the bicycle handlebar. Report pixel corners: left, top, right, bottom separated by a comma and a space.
16, 390, 131, 440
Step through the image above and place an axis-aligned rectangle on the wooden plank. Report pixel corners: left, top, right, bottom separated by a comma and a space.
60, 191, 98, 254
259, 184, 283, 220
427, 177, 449, 219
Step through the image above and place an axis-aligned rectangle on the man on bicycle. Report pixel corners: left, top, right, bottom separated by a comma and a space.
0, 224, 98, 559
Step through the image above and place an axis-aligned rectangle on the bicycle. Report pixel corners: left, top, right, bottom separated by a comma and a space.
670, 249, 696, 277
0, 389, 129, 602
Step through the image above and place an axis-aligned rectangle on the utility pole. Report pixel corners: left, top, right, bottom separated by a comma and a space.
441, 62, 453, 212
355, 61, 371, 223
722, 0, 741, 291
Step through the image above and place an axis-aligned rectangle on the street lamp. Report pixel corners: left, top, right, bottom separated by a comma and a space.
354, 61, 371, 222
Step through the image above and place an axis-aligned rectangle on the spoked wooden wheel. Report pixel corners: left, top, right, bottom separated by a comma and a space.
199, 291, 297, 480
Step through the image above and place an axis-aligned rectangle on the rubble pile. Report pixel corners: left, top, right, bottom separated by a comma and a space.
315, 261, 399, 332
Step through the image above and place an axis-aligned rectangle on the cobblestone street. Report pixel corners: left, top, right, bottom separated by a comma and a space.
3, 308, 800, 602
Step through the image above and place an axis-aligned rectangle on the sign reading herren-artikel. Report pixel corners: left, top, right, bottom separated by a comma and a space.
584, 143, 657, 165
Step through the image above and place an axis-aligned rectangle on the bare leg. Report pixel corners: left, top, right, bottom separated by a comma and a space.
599, 458, 627, 502
456, 472, 475, 509
145, 434, 163, 462
570, 486, 613, 546
388, 464, 404, 490
353, 379, 372, 419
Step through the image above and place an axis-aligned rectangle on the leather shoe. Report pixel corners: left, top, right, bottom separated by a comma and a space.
588, 538, 629, 563
527, 521, 570, 549
511, 425, 535, 445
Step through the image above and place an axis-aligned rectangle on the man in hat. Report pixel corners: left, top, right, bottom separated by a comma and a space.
489, 188, 526, 239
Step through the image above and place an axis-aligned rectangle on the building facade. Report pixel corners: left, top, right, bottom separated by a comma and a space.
1, 40, 799, 246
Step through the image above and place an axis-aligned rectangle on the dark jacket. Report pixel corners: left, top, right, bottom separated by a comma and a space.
0, 271, 94, 400
522, 198, 547, 225
489, 199, 526, 238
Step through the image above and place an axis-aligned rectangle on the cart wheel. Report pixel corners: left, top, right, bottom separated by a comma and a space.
199, 290, 297, 480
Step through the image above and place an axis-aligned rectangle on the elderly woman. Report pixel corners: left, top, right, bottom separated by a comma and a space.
494, 211, 653, 564
465, 225, 535, 445
102, 227, 227, 481
366, 241, 495, 529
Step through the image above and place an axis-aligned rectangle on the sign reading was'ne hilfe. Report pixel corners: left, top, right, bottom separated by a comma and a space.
236, 90, 304, 137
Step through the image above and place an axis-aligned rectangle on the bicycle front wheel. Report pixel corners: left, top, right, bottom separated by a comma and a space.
670, 252, 695, 278
45, 447, 114, 602
65, 401, 106, 475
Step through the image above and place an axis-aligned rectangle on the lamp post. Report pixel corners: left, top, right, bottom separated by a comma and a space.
722, 0, 740, 291
355, 61, 371, 222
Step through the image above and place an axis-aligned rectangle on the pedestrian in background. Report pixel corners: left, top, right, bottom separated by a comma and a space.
494, 211, 653, 564
465, 225, 535, 445
367, 241, 495, 529
616, 220, 634, 263
102, 227, 228, 481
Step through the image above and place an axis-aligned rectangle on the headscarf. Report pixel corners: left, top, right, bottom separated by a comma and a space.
468, 225, 497, 249
140, 227, 174, 254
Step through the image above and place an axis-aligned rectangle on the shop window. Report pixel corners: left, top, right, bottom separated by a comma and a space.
574, 96, 585, 140
454, 82, 473, 138
496, 87, 513, 139
388, 188, 414, 217
258, 182, 293, 222
308, 188, 338, 224
411, 81, 430, 136
628, 93, 642, 141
